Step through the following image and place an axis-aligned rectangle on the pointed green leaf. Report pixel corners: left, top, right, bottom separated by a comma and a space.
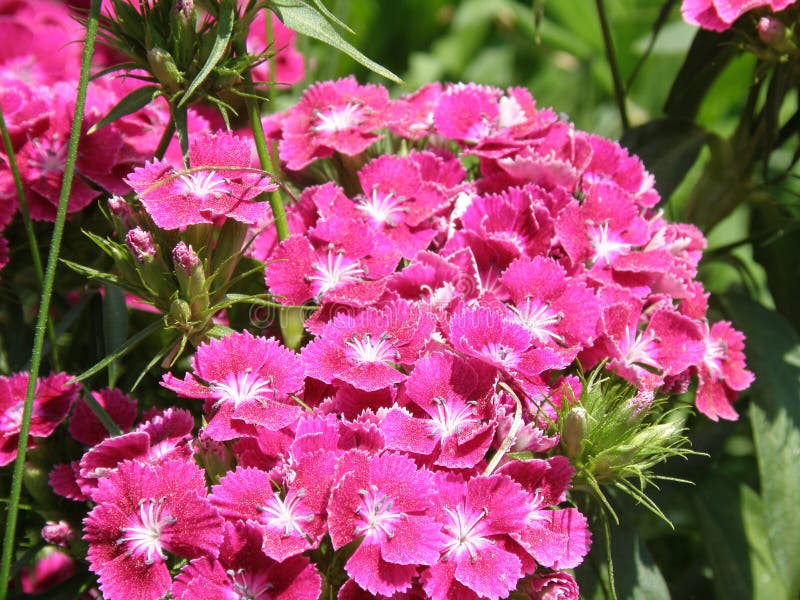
87, 85, 160, 133
309, 0, 354, 33
102, 283, 128, 387
178, 0, 235, 107
269, 0, 400, 83
721, 294, 800, 598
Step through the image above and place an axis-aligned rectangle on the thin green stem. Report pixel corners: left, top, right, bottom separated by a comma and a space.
264, 11, 281, 171
234, 39, 289, 242
0, 109, 61, 370
0, 1, 101, 597
594, 0, 629, 131
153, 116, 176, 160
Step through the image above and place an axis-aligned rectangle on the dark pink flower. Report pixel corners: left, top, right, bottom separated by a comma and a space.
421, 473, 532, 600
695, 321, 754, 421
528, 571, 579, 600
125, 130, 277, 229
173, 521, 321, 600
83, 458, 223, 600
681, 0, 796, 31
68, 387, 137, 447
0, 371, 79, 466
21, 550, 75, 595
328, 451, 445, 596
279, 76, 390, 170
302, 300, 435, 392
163, 331, 304, 441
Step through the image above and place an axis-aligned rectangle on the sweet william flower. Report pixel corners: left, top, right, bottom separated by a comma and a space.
0, 371, 79, 466
125, 130, 277, 229
83, 458, 223, 600
327, 451, 446, 596
681, 0, 797, 31
162, 331, 304, 441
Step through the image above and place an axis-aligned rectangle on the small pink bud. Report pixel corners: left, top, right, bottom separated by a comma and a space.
125, 227, 156, 263
41, 521, 74, 547
172, 241, 200, 275
757, 17, 788, 48
107, 195, 132, 220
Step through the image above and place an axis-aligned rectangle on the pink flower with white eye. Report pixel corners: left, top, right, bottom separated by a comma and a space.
327, 451, 446, 597
695, 320, 754, 421
162, 331, 304, 441
387, 82, 443, 140
421, 472, 532, 600
681, 0, 796, 32
125, 130, 276, 229
433, 84, 557, 158
380, 352, 497, 469
173, 521, 321, 600
301, 300, 435, 392
0, 371, 79, 466
279, 76, 390, 171
83, 458, 223, 600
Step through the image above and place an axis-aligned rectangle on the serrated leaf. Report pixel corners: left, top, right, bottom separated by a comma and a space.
88, 85, 160, 133
270, 0, 400, 83
178, 0, 235, 107
620, 118, 708, 202
721, 293, 800, 598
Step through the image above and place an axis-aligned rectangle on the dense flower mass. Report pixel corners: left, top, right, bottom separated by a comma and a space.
0, 2, 758, 598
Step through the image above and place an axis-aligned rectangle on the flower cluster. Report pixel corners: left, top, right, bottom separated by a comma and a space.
1, 3, 758, 598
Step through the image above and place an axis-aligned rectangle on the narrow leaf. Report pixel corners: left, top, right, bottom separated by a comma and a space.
102, 283, 128, 387
309, 0, 354, 33
178, 0, 235, 107
270, 0, 400, 82
88, 85, 159, 133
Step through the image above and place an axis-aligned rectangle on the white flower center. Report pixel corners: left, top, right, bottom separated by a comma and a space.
313, 103, 363, 133
28, 137, 67, 174
430, 396, 477, 438
587, 221, 631, 265
356, 189, 406, 225
258, 490, 314, 541
210, 370, 274, 408
354, 484, 402, 540
510, 299, 565, 344
703, 337, 727, 379
117, 497, 175, 564
228, 568, 274, 600
307, 249, 365, 298
344, 333, 398, 364
178, 170, 228, 198
623, 326, 661, 371
441, 505, 490, 563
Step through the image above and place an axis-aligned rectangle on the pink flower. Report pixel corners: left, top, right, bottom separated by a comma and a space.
0, 371, 79, 466
173, 521, 321, 600
681, 0, 796, 31
327, 451, 446, 596
125, 130, 277, 229
84, 458, 223, 600
421, 473, 532, 600
68, 387, 137, 447
21, 550, 75, 595
695, 320, 754, 421
247, 10, 305, 87
302, 300, 435, 392
279, 76, 390, 171
528, 571, 579, 600
163, 331, 304, 441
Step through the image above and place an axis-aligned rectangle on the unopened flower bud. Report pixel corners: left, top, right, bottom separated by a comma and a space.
147, 47, 183, 93
41, 521, 74, 547
173, 241, 200, 276
108, 195, 133, 223
177, 0, 194, 21
563, 406, 588, 458
125, 227, 156, 263
757, 17, 795, 53
169, 298, 192, 326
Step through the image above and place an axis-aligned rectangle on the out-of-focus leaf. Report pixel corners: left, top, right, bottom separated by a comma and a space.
664, 28, 737, 120
620, 118, 708, 202
270, 0, 400, 82
721, 293, 800, 598
178, 0, 234, 106
87, 85, 159, 133
751, 203, 800, 332
575, 517, 670, 600
102, 283, 128, 387
695, 476, 786, 599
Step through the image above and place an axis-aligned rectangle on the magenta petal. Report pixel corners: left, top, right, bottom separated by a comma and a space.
454, 543, 523, 600
346, 540, 417, 597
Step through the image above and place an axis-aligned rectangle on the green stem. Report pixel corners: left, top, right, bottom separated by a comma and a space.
264, 11, 281, 172
594, 0, 629, 131
0, 0, 101, 597
172, 102, 190, 167
153, 116, 176, 160
0, 108, 61, 371
234, 39, 289, 242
